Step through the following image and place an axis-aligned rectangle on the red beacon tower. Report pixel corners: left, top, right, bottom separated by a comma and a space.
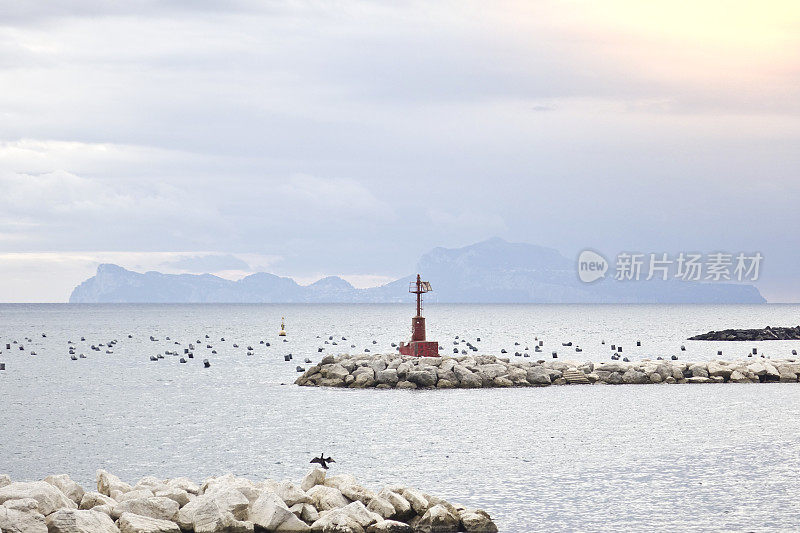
397, 274, 439, 357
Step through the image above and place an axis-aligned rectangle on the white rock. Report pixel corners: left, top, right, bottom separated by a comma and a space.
300, 469, 326, 492
416, 504, 459, 533
377, 490, 410, 519
340, 484, 374, 505
154, 488, 190, 507
460, 510, 498, 533
3, 498, 38, 512
97, 471, 132, 497
79, 492, 116, 510
194, 511, 254, 533
310, 508, 364, 533
44, 475, 85, 506
117, 489, 155, 503
248, 492, 310, 532
165, 478, 200, 495
0, 481, 77, 515
399, 488, 428, 515
339, 501, 382, 527
306, 485, 350, 511
45, 508, 119, 533
110, 497, 179, 522
323, 475, 359, 492
177, 488, 249, 530
366, 495, 394, 519
275, 481, 311, 507
117, 512, 181, 533
0, 505, 47, 533
0, 476, 10, 489
366, 520, 413, 532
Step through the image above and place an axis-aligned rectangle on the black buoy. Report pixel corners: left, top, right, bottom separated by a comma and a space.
296, 366, 304, 372
284, 354, 292, 361
453, 348, 458, 353
622, 357, 630, 362
150, 355, 157, 361
477, 337, 481, 342
318, 347, 323, 352
70, 355, 77, 360
611, 354, 619, 360
718, 350, 723, 356
203, 359, 210, 368
188, 353, 193, 358
305, 358, 312, 363
0, 363, 4, 370
657, 356, 663, 360
618, 347, 623, 352
636, 341, 641, 347
552, 352, 557, 358
611, 345, 616, 351
364, 348, 370, 352
671, 355, 678, 360
575, 347, 582, 352
266, 342, 270, 346
179, 357, 187, 363
793, 349, 798, 356
501, 349, 507, 354
562, 342, 572, 347
752, 348, 758, 354
680, 345, 686, 351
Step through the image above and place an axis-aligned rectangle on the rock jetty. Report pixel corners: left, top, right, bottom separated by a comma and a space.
0, 469, 498, 533
688, 326, 800, 341
295, 353, 800, 388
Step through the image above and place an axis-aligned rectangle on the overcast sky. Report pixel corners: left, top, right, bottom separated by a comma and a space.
1, 0, 799, 302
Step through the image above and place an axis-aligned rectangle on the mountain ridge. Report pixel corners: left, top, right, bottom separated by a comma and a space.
69, 239, 767, 303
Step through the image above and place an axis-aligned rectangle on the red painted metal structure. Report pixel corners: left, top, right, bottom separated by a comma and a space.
398, 274, 439, 357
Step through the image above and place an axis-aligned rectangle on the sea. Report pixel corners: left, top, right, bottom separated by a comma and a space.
2, 303, 800, 532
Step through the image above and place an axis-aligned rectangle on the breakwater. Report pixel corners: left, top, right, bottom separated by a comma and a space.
0, 469, 497, 532
295, 353, 800, 388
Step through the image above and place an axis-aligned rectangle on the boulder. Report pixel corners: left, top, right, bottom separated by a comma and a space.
117, 512, 180, 533
117, 490, 155, 503
0, 475, 10, 489
79, 492, 116, 510
395, 381, 417, 390
707, 361, 732, 379
97, 471, 132, 497
436, 379, 455, 389
406, 369, 437, 388
3, 498, 39, 512
340, 484, 374, 506
165, 478, 200, 495
477, 364, 508, 380
195, 511, 253, 533
525, 367, 551, 386
622, 369, 648, 385
728, 370, 750, 383
375, 369, 399, 386
111, 497, 178, 522
301, 469, 326, 493
0, 481, 77, 515
365, 497, 394, 519
459, 510, 498, 533
275, 481, 311, 507
248, 492, 310, 532
177, 489, 249, 530
399, 489, 428, 515
44, 475, 85, 506
747, 362, 767, 376
377, 490, 411, 520
45, 508, 119, 533
323, 475, 359, 492
415, 504, 459, 533
153, 488, 190, 507
306, 485, 349, 511
310, 508, 364, 533
338, 501, 382, 528
366, 520, 413, 533
0, 506, 47, 533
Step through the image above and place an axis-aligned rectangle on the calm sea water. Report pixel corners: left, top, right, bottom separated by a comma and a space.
2, 303, 800, 532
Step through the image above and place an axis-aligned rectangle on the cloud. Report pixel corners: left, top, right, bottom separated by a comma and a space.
160, 253, 250, 273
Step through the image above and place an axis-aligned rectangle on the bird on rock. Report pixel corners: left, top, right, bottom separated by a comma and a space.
310, 453, 336, 470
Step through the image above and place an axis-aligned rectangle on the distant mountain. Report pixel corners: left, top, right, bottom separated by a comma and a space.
69, 238, 766, 303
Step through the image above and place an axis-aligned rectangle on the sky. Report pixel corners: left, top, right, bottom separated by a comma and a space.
1, 0, 799, 302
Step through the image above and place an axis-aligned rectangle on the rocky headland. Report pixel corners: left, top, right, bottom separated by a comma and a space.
0, 469, 497, 533
295, 353, 800, 388
688, 326, 800, 341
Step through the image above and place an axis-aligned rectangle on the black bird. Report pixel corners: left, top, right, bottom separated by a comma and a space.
310, 453, 335, 470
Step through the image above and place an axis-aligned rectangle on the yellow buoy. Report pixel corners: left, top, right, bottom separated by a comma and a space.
279, 317, 286, 336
